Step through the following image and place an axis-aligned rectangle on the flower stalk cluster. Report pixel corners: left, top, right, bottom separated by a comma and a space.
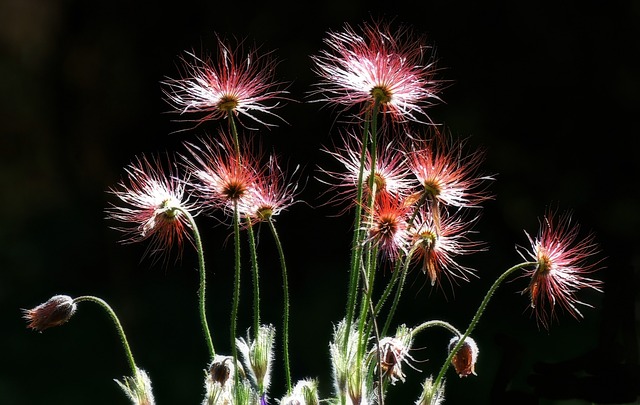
23, 19, 603, 405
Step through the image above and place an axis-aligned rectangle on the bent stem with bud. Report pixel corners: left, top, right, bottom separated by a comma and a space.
432, 261, 537, 391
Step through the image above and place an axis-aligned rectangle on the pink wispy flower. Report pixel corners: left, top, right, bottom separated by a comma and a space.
409, 207, 483, 288
310, 19, 442, 124
364, 193, 411, 262
318, 130, 417, 213
181, 133, 262, 217
239, 154, 301, 223
162, 36, 289, 129
407, 131, 493, 209
107, 154, 196, 262
518, 211, 603, 329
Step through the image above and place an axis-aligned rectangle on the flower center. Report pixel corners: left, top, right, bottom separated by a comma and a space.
536, 251, 552, 275
160, 199, 179, 218
256, 206, 273, 221
218, 95, 239, 112
422, 179, 441, 198
371, 86, 393, 104
223, 181, 247, 201
366, 172, 387, 193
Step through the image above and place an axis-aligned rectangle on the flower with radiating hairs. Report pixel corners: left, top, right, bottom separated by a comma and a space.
407, 131, 493, 209
409, 207, 483, 288
107, 154, 196, 262
519, 211, 603, 329
310, 19, 442, 124
364, 193, 411, 262
162, 35, 289, 129
239, 154, 301, 222
318, 130, 416, 212
181, 133, 261, 216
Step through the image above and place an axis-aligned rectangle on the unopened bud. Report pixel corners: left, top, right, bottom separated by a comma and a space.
23, 295, 76, 332
209, 355, 234, 386
448, 336, 478, 377
280, 379, 319, 405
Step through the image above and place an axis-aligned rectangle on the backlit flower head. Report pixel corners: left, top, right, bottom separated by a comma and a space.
407, 131, 493, 209
162, 35, 288, 129
409, 207, 483, 288
363, 193, 411, 262
318, 130, 416, 213
107, 154, 195, 262
239, 154, 301, 222
311, 19, 442, 124
519, 211, 603, 329
182, 133, 261, 217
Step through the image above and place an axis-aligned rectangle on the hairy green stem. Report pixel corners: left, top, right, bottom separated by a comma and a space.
381, 245, 418, 337
228, 114, 241, 162
246, 217, 261, 337
178, 208, 215, 360
267, 218, 292, 393
231, 203, 242, 397
344, 113, 372, 350
411, 320, 462, 338
72, 295, 138, 377
432, 261, 537, 391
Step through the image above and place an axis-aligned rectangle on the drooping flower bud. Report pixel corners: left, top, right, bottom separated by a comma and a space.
23, 295, 77, 332
202, 355, 248, 405
448, 336, 479, 377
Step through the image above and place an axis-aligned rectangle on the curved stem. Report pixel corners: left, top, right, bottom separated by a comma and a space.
246, 217, 260, 337
432, 261, 537, 391
411, 320, 462, 338
267, 218, 292, 393
178, 208, 215, 360
72, 295, 138, 377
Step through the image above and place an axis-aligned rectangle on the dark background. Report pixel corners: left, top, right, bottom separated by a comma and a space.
1, 0, 639, 404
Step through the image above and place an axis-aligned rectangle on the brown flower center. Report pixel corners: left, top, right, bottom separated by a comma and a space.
371, 86, 393, 104
218, 95, 239, 112
223, 181, 247, 201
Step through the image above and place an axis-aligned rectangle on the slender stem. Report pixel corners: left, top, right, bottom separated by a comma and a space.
360, 264, 384, 405
432, 261, 537, 391
231, 202, 242, 396
267, 218, 292, 393
381, 246, 417, 337
178, 207, 215, 360
72, 295, 138, 377
344, 112, 372, 347
228, 114, 241, 162
372, 260, 402, 319
246, 217, 260, 337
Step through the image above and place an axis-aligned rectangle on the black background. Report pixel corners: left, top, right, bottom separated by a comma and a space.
1, 1, 639, 404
